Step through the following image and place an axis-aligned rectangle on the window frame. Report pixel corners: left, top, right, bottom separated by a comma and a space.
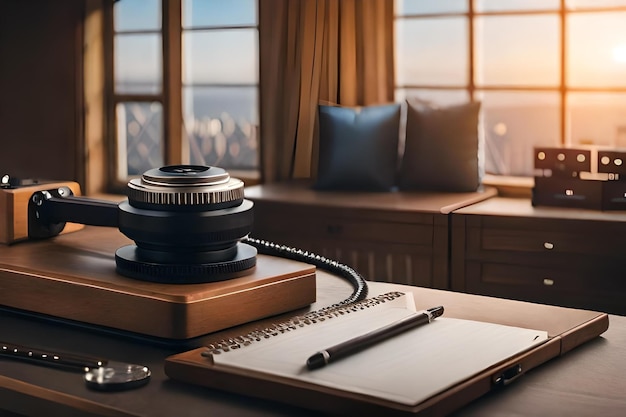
394, 1, 626, 179
103, 0, 259, 193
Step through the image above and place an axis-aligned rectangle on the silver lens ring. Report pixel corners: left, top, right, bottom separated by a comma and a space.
127, 165, 245, 209
141, 165, 230, 186
127, 177, 245, 208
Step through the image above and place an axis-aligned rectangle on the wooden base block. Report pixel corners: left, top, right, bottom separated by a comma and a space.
0, 227, 316, 340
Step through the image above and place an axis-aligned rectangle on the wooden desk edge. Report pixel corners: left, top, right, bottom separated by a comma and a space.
0, 375, 138, 417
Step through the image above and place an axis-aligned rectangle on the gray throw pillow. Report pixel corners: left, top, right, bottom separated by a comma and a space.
398, 100, 481, 192
314, 103, 401, 191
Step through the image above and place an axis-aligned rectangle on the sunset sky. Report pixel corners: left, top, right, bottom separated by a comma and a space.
396, 3, 626, 89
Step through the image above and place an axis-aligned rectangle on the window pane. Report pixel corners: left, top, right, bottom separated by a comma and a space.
567, 0, 626, 9
477, 92, 560, 176
475, 0, 559, 12
396, 17, 467, 86
115, 34, 162, 94
183, 0, 256, 27
567, 93, 626, 147
395, 0, 467, 14
114, 0, 161, 32
183, 30, 258, 84
116, 102, 163, 179
567, 12, 626, 88
183, 86, 258, 170
475, 15, 560, 87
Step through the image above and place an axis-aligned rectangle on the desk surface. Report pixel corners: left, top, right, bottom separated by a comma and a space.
1, 272, 625, 417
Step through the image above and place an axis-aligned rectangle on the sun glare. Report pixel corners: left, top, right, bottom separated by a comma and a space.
612, 45, 626, 63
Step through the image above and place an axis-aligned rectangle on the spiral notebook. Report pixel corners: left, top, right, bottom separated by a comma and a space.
165, 291, 551, 415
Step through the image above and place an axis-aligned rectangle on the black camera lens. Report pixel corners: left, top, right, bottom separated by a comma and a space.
115, 165, 257, 283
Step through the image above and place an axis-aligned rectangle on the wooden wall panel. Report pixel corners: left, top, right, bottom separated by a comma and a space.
0, 0, 84, 186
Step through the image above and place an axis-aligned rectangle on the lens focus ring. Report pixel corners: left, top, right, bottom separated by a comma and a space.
126, 165, 245, 210
127, 178, 245, 208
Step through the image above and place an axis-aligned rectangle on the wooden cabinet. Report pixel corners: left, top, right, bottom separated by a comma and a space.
244, 182, 496, 289
451, 197, 626, 315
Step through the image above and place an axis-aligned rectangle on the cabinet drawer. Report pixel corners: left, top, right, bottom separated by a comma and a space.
253, 206, 434, 246
475, 262, 585, 291
464, 261, 626, 313
469, 227, 626, 257
466, 213, 626, 257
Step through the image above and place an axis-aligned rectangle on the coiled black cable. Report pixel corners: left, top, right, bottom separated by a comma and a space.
243, 236, 368, 306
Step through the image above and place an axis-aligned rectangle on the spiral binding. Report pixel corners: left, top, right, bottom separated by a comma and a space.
202, 291, 405, 356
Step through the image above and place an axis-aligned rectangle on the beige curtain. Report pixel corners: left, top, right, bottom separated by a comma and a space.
259, 0, 394, 183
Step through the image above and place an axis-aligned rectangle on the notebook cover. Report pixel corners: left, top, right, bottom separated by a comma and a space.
164, 288, 608, 416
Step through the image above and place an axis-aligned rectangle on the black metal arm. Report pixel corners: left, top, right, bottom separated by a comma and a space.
28, 187, 119, 239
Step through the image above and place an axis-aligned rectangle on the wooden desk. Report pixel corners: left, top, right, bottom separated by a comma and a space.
0, 272, 624, 417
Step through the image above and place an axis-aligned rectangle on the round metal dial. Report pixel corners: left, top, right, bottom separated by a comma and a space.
126, 165, 245, 209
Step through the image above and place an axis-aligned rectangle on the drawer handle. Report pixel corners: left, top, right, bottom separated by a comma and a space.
543, 242, 554, 250
543, 278, 555, 286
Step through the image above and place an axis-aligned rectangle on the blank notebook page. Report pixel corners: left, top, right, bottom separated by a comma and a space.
210, 293, 548, 406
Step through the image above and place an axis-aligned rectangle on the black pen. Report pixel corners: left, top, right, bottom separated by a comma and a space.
306, 305, 444, 370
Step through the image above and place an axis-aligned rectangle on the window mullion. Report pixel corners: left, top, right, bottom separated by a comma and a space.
468, 0, 474, 101
560, 0, 567, 146
103, 0, 118, 188
163, 0, 183, 165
